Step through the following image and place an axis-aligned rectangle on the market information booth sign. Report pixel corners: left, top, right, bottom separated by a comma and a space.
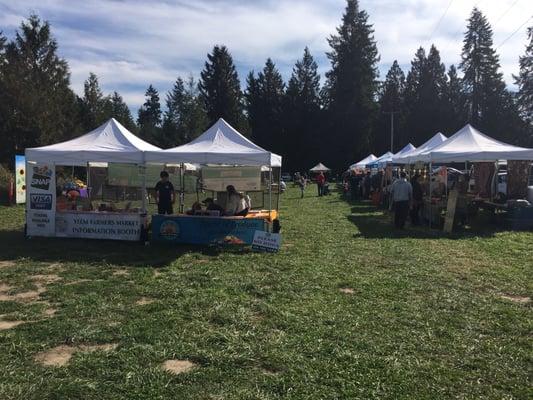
152, 215, 265, 245
26, 163, 56, 237
55, 212, 142, 241
252, 231, 281, 252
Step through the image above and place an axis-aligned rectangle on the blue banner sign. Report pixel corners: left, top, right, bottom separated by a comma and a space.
152, 215, 266, 245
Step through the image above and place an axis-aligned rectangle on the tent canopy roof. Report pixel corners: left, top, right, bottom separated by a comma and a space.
422, 124, 533, 162
309, 163, 331, 172
350, 154, 377, 169
25, 118, 160, 164
145, 118, 281, 167
367, 151, 393, 167
395, 143, 416, 156
393, 132, 447, 164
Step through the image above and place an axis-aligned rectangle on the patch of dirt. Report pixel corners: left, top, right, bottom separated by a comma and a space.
501, 294, 531, 304
135, 297, 155, 306
261, 367, 280, 376
162, 359, 197, 375
112, 269, 130, 277
43, 308, 57, 316
0, 320, 26, 330
0, 261, 16, 269
34, 343, 118, 367
0, 283, 46, 302
64, 279, 92, 286
339, 287, 355, 294
339, 288, 355, 294
31, 274, 62, 284
47, 263, 64, 271
153, 270, 163, 277
107, 321, 121, 327
0, 283, 13, 292
194, 259, 209, 264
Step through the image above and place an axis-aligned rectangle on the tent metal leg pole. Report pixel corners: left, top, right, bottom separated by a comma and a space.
180, 163, 185, 214
141, 162, 147, 214
269, 167, 273, 227
429, 162, 432, 229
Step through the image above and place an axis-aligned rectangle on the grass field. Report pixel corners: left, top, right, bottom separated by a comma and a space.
0, 186, 531, 399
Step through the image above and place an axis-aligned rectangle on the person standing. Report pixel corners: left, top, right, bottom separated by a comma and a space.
410, 174, 423, 225
299, 175, 306, 198
155, 171, 175, 215
316, 171, 326, 196
390, 171, 412, 229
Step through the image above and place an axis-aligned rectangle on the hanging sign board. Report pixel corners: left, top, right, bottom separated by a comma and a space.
202, 167, 261, 192
252, 231, 281, 252
443, 189, 459, 233
15, 155, 26, 204
55, 212, 142, 241
26, 163, 56, 237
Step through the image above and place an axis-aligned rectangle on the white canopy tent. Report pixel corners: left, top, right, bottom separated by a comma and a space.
145, 118, 281, 167
421, 124, 533, 163
349, 154, 377, 170
393, 133, 447, 164
26, 118, 161, 165
309, 163, 331, 172
367, 151, 393, 168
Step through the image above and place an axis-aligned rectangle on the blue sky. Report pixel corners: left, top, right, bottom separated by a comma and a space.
1, 0, 531, 113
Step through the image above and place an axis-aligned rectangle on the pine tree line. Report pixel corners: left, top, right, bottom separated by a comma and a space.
1, 2, 532, 172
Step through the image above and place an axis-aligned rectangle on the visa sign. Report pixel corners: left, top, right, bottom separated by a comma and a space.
30, 193, 52, 210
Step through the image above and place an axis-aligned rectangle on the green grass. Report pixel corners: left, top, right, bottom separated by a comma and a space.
0, 187, 531, 399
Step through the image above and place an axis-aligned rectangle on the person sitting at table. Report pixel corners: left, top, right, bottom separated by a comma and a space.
225, 185, 249, 216
155, 171, 175, 215
202, 198, 226, 215
186, 201, 203, 215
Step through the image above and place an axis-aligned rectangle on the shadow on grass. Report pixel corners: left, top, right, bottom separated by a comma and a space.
346, 200, 505, 240
0, 229, 251, 267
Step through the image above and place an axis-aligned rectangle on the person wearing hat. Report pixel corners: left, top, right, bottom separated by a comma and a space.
202, 198, 225, 216
225, 185, 249, 216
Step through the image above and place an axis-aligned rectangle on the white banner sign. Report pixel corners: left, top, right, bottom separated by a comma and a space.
26, 162, 56, 237
252, 230, 281, 252
55, 212, 142, 241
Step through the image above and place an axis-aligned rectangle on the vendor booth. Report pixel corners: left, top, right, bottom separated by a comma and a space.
145, 118, 282, 245
25, 118, 161, 241
413, 124, 533, 229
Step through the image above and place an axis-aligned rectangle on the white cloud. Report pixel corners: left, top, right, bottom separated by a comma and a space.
0, 0, 531, 110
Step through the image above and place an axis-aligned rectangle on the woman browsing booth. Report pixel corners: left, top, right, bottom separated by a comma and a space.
225, 185, 250, 216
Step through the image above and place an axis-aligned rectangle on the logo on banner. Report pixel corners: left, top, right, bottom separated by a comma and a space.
30, 166, 52, 190
159, 220, 180, 240
30, 193, 52, 210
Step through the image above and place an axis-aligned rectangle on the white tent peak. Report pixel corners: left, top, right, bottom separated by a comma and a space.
26, 118, 160, 164
395, 143, 416, 155
350, 154, 377, 170
310, 163, 331, 172
146, 117, 282, 166
422, 124, 533, 162
393, 132, 447, 164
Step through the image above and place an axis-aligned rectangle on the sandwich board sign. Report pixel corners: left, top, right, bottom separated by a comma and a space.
443, 189, 459, 233
252, 230, 281, 252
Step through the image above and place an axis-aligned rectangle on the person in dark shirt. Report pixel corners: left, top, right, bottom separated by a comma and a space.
202, 198, 225, 215
155, 171, 175, 215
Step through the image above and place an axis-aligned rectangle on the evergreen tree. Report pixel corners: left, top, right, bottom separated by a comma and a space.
443, 65, 467, 133
374, 60, 405, 154
199, 45, 245, 131
403, 45, 448, 146
137, 84, 162, 145
108, 91, 136, 132
80, 72, 107, 130
245, 58, 285, 153
324, 0, 380, 170
161, 76, 208, 147
514, 27, 533, 127
0, 15, 81, 164
283, 47, 322, 171
460, 7, 521, 141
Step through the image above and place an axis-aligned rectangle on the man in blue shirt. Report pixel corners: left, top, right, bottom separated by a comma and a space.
155, 171, 175, 215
